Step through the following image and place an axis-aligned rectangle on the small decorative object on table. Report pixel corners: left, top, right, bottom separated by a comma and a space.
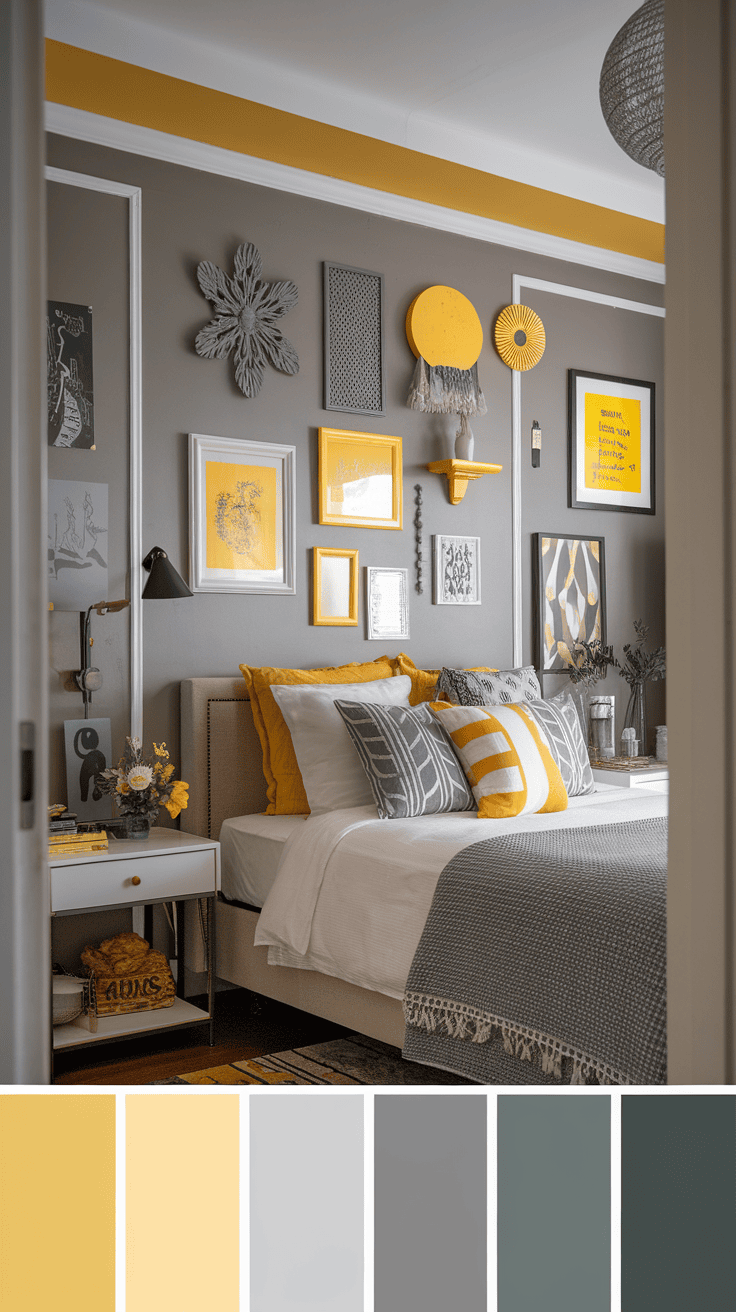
562, 637, 616, 757
621, 726, 639, 757
615, 620, 666, 758
588, 695, 615, 760
97, 737, 189, 838
656, 725, 667, 762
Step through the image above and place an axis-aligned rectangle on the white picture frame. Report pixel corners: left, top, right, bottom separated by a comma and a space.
366, 566, 409, 640
189, 433, 296, 594
433, 535, 481, 605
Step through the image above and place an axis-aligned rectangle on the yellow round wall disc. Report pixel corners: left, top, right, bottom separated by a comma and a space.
406, 286, 483, 369
494, 304, 546, 370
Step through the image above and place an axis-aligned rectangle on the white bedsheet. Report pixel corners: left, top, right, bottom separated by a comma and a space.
220, 813, 307, 907
254, 786, 668, 1000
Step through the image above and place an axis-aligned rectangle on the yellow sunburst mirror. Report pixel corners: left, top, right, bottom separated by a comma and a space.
494, 304, 546, 371
406, 286, 483, 368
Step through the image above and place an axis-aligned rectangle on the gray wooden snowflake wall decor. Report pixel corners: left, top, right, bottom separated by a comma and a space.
194, 242, 299, 398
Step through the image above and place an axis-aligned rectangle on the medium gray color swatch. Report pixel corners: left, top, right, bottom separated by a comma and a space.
622, 1094, 736, 1311
375, 1094, 487, 1312
250, 1095, 363, 1312
497, 1095, 610, 1312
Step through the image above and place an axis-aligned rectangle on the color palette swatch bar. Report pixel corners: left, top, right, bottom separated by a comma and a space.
498, 1095, 611, 1312
250, 1093, 364, 1312
0, 1094, 116, 1312
375, 1094, 487, 1312
622, 1094, 736, 1311
126, 1094, 239, 1312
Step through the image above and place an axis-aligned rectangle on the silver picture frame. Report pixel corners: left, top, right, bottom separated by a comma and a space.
433, 535, 481, 605
366, 566, 409, 640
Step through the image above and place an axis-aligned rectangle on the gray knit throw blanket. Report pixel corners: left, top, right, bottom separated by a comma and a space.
403, 818, 667, 1085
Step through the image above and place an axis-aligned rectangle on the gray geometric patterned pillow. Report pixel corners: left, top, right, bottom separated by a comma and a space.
525, 693, 595, 797
334, 700, 475, 819
436, 665, 542, 707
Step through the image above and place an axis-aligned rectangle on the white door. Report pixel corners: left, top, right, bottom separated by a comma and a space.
0, 0, 50, 1084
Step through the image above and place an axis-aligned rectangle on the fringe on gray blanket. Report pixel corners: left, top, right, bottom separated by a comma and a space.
403, 991, 632, 1086
407, 356, 487, 416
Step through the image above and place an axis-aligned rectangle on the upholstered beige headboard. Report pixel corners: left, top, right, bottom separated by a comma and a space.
180, 678, 268, 840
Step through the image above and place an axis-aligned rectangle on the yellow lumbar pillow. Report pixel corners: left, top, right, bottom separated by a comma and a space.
240, 657, 398, 814
430, 701, 568, 819
396, 653, 494, 706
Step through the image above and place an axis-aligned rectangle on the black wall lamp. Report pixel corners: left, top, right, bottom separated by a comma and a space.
142, 546, 193, 599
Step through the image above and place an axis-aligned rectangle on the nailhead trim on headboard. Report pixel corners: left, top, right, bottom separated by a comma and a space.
206, 697, 244, 840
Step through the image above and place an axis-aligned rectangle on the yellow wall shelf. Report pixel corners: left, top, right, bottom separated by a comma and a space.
426, 458, 503, 505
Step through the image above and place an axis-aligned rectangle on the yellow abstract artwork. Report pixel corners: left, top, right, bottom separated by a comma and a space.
584, 392, 642, 495
205, 461, 277, 571
318, 428, 402, 529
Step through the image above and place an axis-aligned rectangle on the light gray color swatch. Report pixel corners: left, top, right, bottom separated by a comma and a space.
497, 1095, 610, 1312
375, 1094, 487, 1312
250, 1094, 364, 1312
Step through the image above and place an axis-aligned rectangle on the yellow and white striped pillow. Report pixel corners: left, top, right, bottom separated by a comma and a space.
431, 702, 568, 819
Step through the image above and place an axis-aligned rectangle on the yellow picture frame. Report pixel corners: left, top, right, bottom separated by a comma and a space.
318, 427, 402, 530
312, 547, 359, 626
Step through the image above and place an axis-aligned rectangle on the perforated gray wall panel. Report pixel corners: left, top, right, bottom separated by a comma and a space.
324, 261, 385, 414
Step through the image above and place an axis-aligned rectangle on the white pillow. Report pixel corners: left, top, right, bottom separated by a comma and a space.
270, 675, 412, 815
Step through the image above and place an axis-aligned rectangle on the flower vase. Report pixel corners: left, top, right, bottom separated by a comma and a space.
623, 682, 648, 757
124, 814, 151, 840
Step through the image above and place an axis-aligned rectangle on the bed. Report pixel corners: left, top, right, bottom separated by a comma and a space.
180, 676, 667, 1083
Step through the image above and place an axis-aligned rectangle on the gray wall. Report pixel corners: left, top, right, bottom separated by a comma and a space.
46, 134, 665, 809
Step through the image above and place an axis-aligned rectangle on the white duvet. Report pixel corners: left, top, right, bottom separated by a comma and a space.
254, 785, 668, 1001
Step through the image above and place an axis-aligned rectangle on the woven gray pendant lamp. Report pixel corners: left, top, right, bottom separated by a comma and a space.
599, 0, 665, 176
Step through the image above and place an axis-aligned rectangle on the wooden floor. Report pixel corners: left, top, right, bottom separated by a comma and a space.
52, 989, 349, 1085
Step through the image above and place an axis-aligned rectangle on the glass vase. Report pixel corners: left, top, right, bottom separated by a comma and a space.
623, 682, 648, 757
124, 813, 151, 840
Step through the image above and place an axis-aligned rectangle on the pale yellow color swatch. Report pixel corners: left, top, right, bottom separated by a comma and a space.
584, 393, 642, 494
206, 460, 277, 571
127, 1095, 239, 1312
0, 1095, 116, 1312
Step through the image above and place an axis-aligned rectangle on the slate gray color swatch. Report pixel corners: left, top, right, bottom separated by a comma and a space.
622, 1094, 736, 1312
250, 1095, 363, 1312
497, 1095, 610, 1312
375, 1094, 487, 1312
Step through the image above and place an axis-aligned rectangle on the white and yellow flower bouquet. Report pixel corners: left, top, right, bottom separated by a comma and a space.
99, 738, 189, 823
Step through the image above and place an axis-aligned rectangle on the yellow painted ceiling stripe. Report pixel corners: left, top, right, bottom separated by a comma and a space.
45, 40, 664, 265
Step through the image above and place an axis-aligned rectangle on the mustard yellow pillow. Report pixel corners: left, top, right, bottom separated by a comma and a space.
396, 653, 494, 706
240, 657, 399, 814
430, 701, 568, 819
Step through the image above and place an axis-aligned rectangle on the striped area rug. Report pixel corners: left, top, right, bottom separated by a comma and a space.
156, 1033, 470, 1085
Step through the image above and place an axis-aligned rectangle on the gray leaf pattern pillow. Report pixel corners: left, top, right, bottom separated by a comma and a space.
437, 665, 542, 706
525, 692, 595, 796
335, 700, 475, 819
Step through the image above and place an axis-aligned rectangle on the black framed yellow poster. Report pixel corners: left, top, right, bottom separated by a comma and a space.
568, 369, 655, 515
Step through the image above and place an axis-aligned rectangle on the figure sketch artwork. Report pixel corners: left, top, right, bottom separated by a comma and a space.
205, 461, 277, 572
47, 301, 95, 448
63, 719, 112, 822
48, 480, 108, 610
534, 533, 607, 673
433, 535, 481, 605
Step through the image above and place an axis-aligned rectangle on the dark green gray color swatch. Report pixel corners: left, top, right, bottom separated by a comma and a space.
498, 1095, 610, 1312
375, 1095, 486, 1312
622, 1094, 736, 1311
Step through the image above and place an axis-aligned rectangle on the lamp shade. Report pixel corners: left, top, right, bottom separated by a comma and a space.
142, 546, 193, 599
599, 0, 664, 177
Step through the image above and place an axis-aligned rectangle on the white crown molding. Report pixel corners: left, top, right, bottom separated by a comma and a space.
45, 103, 666, 285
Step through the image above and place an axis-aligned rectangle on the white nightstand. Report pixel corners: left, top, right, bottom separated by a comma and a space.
49, 828, 220, 1068
590, 762, 669, 793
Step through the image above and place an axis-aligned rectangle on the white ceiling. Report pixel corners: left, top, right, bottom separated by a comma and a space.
46, 0, 665, 223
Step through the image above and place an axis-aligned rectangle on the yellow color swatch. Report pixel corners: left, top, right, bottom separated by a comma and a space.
0, 1095, 116, 1312
584, 393, 642, 494
127, 1095, 239, 1312
205, 460, 277, 571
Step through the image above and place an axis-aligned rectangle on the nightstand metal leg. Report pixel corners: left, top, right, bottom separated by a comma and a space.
175, 900, 186, 999
208, 896, 216, 1045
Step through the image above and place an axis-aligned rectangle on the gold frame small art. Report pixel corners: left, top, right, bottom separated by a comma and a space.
312, 547, 359, 626
318, 427, 402, 530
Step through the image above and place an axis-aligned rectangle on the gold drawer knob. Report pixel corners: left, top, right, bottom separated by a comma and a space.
131, 875, 142, 886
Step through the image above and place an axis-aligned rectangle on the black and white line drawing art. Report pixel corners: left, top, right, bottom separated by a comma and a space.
47, 300, 95, 448
48, 479, 108, 610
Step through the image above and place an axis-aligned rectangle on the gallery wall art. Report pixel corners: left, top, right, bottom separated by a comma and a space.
48, 479, 108, 610
366, 566, 410, 640
189, 433, 295, 593
534, 533, 607, 673
568, 369, 655, 514
318, 428, 402, 530
63, 717, 112, 822
433, 535, 481, 605
47, 300, 95, 448
323, 262, 385, 415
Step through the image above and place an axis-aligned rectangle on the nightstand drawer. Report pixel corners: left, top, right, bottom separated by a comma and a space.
51, 848, 216, 913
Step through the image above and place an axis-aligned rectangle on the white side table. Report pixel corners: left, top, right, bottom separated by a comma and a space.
590, 762, 668, 793
49, 827, 220, 1070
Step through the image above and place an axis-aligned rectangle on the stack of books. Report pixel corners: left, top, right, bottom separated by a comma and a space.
48, 830, 109, 859
48, 810, 77, 835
